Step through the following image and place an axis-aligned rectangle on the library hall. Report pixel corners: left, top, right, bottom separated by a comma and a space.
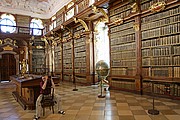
0, 0, 180, 120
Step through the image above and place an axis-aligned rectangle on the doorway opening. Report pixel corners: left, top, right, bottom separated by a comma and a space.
94, 22, 110, 66
0, 54, 16, 82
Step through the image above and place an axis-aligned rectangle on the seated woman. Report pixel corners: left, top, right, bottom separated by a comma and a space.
33, 75, 65, 120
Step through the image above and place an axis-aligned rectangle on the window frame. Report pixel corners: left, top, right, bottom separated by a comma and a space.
0, 14, 16, 33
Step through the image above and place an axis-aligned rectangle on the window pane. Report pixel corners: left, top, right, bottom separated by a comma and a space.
6, 19, 14, 26
0, 18, 15, 33
0, 20, 6, 25
30, 19, 43, 35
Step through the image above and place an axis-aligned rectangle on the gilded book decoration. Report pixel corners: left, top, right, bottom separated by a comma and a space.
149, 1, 166, 13
3, 45, 13, 51
131, 2, 138, 13
0, 38, 18, 51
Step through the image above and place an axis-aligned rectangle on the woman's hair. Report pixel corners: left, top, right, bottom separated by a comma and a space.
42, 74, 47, 76
42, 74, 53, 80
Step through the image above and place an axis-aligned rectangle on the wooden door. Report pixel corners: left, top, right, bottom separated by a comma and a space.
0, 54, 16, 81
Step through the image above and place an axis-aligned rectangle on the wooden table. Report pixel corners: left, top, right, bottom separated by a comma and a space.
10, 74, 60, 110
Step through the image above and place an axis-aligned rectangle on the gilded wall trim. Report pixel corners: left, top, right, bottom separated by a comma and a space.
74, 17, 89, 32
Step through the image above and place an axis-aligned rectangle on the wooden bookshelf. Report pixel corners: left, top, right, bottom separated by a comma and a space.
109, 0, 137, 91
108, 0, 180, 97
76, 0, 90, 13
111, 78, 136, 92
141, 2, 180, 79
138, 0, 180, 99
62, 29, 73, 82
32, 40, 45, 74
54, 42, 62, 79
143, 79, 180, 99
73, 24, 87, 84
56, 7, 64, 27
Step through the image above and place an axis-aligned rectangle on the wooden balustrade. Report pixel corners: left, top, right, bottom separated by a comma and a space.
0, 24, 43, 36
44, 0, 93, 34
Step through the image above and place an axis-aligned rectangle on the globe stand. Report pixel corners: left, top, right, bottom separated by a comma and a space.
73, 88, 78, 91
73, 85, 78, 91
148, 81, 159, 115
98, 95, 105, 98
96, 60, 110, 99
72, 80, 78, 91
98, 79, 105, 98
148, 98, 159, 115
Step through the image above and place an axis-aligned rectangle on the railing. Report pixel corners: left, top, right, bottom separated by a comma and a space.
143, 79, 180, 99
0, 24, 43, 36
44, 0, 100, 34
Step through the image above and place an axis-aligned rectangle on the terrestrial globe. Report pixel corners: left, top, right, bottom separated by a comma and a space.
96, 60, 110, 78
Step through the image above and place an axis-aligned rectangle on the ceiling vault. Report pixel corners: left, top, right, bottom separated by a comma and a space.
0, 0, 71, 19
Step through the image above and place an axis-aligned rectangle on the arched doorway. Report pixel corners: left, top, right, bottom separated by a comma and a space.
0, 53, 16, 81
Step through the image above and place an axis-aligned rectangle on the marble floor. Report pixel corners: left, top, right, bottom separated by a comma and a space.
0, 81, 180, 120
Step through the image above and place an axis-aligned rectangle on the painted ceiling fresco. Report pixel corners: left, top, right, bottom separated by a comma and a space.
0, 0, 71, 19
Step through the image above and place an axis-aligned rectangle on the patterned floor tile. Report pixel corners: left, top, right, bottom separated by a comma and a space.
0, 81, 180, 120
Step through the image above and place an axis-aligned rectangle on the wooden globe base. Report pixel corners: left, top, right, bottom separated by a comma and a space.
148, 109, 159, 115
73, 88, 78, 91
98, 94, 105, 98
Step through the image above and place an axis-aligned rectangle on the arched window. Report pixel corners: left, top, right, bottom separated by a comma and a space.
0, 14, 16, 33
30, 18, 43, 35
